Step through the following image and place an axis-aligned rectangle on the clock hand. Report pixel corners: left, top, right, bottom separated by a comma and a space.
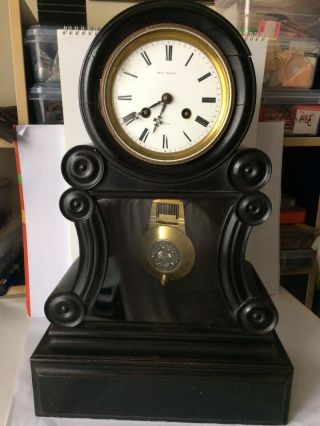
122, 98, 163, 125
140, 100, 162, 118
148, 100, 163, 109
153, 102, 167, 133
148, 93, 172, 111
141, 93, 174, 121
152, 93, 173, 132
161, 93, 173, 104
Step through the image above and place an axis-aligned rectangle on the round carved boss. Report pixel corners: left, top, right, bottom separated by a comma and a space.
61, 146, 104, 189
237, 300, 279, 334
228, 148, 272, 192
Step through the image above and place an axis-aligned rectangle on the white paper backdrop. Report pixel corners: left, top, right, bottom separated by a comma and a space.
17, 125, 72, 317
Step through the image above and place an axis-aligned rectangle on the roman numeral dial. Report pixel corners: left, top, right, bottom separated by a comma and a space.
202, 97, 216, 103
122, 112, 137, 125
118, 95, 132, 101
139, 128, 150, 143
166, 45, 173, 61
162, 135, 168, 149
141, 51, 151, 66
195, 115, 209, 127
198, 72, 211, 82
103, 25, 233, 165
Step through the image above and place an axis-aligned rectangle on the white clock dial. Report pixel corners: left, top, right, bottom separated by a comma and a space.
113, 39, 221, 154
100, 25, 234, 165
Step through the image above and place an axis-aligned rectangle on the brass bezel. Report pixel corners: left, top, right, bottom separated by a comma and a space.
100, 24, 234, 165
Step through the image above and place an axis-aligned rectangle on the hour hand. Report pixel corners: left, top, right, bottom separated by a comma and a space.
140, 94, 173, 119
140, 100, 162, 118
148, 100, 163, 109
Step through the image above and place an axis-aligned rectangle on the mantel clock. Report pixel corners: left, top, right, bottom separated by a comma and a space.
30, 1, 293, 424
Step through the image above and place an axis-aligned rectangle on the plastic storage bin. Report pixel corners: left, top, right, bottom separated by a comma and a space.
215, 1, 320, 38
280, 249, 315, 273
29, 83, 63, 124
264, 38, 320, 89
25, 25, 60, 83
280, 224, 319, 250
260, 89, 320, 135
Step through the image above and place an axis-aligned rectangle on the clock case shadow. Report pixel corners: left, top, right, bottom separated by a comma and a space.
30, 1, 293, 424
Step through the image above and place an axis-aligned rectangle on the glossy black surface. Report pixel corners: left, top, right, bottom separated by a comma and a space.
31, 323, 293, 423
44, 146, 276, 332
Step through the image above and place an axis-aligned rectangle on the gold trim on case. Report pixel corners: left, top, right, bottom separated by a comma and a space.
100, 24, 234, 165
149, 199, 186, 230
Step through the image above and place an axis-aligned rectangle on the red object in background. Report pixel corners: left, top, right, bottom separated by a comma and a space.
259, 104, 297, 135
280, 208, 306, 224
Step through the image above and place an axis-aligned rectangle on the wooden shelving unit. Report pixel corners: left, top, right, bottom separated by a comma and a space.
284, 137, 320, 148
0, 1, 35, 300
8, 0, 37, 124
7, 285, 26, 296
0, 138, 14, 149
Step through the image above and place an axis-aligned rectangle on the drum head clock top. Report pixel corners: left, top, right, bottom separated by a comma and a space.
80, 0, 256, 182
99, 24, 234, 166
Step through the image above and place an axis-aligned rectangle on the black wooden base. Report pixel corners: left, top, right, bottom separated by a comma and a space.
31, 322, 293, 424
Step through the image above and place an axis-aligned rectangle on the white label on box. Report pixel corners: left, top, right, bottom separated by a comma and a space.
293, 105, 320, 135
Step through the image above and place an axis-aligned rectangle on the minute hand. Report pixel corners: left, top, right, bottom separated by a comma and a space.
153, 102, 167, 133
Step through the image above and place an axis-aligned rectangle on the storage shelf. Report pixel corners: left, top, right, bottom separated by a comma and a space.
284, 137, 320, 147
9, 0, 37, 124
281, 270, 318, 277
0, 138, 14, 149
7, 285, 25, 296
262, 89, 320, 105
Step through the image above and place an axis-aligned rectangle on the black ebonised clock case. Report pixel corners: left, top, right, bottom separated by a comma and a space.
32, 321, 292, 424
31, 146, 293, 424
30, 1, 293, 424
